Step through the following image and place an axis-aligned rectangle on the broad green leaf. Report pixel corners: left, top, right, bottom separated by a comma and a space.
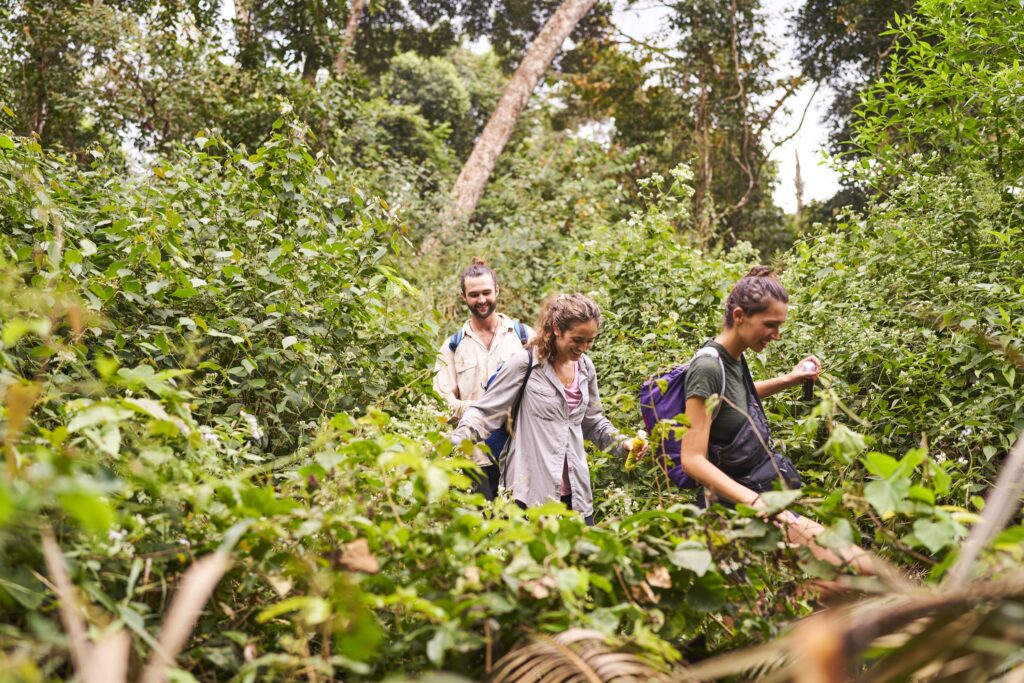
825, 424, 867, 464
760, 489, 803, 513
0, 483, 13, 526
426, 627, 454, 667
257, 596, 330, 626
815, 518, 855, 552
2, 318, 51, 347
908, 485, 935, 505
865, 478, 911, 517
59, 491, 114, 535
207, 329, 244, 344
668, 542, 713, 576
67, 403, 129, 432
895, 448, 927, 477
862, 451, 899, 478
913, 517, 957, 554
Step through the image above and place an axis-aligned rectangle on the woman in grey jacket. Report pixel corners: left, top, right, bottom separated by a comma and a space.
450, 294, 647, 524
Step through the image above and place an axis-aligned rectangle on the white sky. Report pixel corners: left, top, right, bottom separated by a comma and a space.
613, 0, 840, 213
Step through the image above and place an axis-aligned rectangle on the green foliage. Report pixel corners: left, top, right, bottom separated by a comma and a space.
852, 0, 1024, 188
775, 166, 1023, 503
382, 50, 506, 157
0, 126, 437, 452
3, 0, 1024, 678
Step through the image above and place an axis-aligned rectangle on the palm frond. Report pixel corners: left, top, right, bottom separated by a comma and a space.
491, 628, 671, 683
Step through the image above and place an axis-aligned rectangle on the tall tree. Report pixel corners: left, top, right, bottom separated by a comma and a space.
423, 0, 599, 252
0, 0, 218, 152
333, 0, 366, 76
233, 0, 261, 69
793, 0, 915, 155
563, 0, 791, 249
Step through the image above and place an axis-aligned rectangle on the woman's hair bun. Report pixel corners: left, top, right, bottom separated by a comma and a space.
470, 256, 488, 266
745, 265, 775, 278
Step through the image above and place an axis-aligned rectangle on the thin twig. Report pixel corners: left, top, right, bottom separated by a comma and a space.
865, 507, 937, 567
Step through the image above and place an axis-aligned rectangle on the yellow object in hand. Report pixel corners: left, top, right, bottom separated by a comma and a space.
624, 430, 647, 472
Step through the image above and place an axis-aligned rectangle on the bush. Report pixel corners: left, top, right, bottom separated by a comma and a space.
0, 126, 438, 451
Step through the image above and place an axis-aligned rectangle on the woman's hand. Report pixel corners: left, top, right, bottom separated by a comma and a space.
788, 355, 821, 387
751, 494, 800, 525
625, 438, 649, 459
623, 437, 650, 471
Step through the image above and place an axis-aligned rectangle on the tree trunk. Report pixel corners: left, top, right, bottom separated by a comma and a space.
794, 149, 805, 221
333, 0, 366, 77
421, 0, 598, 254
693, 62, 714, 247
233, 0, 256, 69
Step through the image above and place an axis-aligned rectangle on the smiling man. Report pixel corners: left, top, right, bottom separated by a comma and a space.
433, 258, 533, 422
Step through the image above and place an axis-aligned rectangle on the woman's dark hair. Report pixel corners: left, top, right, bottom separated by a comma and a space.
529, 294, 602, 362
723, 266, 789, 327
460, 257, 498, 293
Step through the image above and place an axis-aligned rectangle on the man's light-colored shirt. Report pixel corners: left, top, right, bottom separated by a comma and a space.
433, 313, 534, 421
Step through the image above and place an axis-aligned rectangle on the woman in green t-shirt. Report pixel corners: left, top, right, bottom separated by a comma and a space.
679, 266, 874, 574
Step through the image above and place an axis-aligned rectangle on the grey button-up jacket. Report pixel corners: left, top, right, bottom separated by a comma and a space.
450, 348, 629, 518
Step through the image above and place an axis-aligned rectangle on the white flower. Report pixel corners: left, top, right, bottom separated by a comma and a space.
240, 410, 264, 440
199, 426, 220, 444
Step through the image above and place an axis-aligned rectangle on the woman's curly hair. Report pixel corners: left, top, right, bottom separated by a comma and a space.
529, 293, 602, 363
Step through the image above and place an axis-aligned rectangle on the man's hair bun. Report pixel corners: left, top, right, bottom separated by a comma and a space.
745, 265, 775, 279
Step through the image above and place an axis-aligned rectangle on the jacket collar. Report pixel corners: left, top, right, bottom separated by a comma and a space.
461, 312, 514, 337
538, 354, 589, 393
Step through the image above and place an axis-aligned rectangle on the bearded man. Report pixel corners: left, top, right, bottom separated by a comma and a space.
433, 258, 533, 422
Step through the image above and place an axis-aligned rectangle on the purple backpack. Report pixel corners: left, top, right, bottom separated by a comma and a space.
639, 347, 724, 489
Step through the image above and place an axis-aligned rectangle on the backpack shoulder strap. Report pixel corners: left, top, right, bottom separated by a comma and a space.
739, 353, 767, 417
448, 329, 464, 353
691, 346, 726, 420
511, 349, 534, 422
512, 320, 528, 346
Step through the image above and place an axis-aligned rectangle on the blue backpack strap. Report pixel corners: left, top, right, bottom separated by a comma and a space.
512, 320, 528, 345
448, 329, 465, 353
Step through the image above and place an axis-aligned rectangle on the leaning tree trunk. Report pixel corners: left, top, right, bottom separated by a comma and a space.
333, 0, 366, 76
420, 0, 598, 254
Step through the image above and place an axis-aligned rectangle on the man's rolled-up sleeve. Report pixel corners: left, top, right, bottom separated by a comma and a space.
433, 340, 470, 420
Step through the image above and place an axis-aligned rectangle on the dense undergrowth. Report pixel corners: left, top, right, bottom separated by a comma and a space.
2, 1, 1024, 678
2, 116, 1024, 681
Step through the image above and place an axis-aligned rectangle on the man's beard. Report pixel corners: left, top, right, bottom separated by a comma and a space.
468, 301, 496, 320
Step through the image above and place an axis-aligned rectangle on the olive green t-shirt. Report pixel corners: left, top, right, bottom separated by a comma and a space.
685, 341, 749, 446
